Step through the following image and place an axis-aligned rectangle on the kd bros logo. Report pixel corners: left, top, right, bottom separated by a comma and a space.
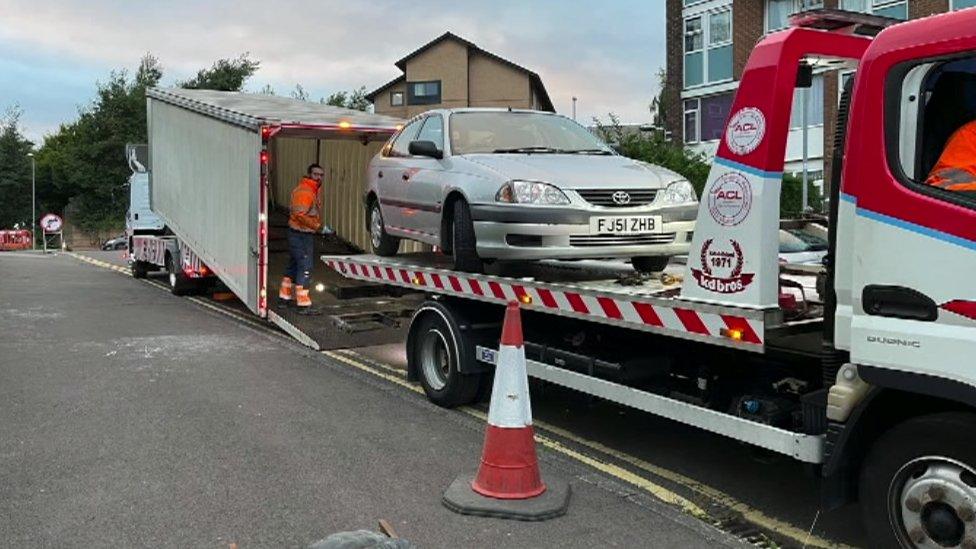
725, 107, 766, 156
708, 172, 752, 227
691, 238, 755, 294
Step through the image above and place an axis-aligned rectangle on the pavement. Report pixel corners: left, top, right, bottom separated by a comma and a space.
0, 250, 752, 548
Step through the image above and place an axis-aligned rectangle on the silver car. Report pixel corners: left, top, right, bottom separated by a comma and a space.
365, 108, 697, 272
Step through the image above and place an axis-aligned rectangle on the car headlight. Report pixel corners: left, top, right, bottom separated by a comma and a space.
659, 180, 697, 205
495, 180, 571, 206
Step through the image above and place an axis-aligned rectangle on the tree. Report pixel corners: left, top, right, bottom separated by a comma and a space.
322, 86, 371, 111
258, 83, 276, 96
291, 84, 309, 101
0, 107, 35, 230
178, 53, 259, 91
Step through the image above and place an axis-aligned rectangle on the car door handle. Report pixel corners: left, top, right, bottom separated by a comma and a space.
862, 285, 938, 321
377, 171, 383, 179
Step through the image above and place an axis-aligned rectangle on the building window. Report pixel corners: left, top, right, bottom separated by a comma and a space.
840, 0, 907, 19
684, 92, 734, 143
684, 99, 700, 143
953, 0, 976, 9
390, 91, 404, 106
407, 81, 441, 105
684, 8, 732, 88
767, 0, 824, 32
790, 74, 825, 129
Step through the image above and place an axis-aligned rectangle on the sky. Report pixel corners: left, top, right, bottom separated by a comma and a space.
0, 0, 666, 145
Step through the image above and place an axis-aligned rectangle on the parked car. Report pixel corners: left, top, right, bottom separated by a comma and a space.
102, 234, 127, 251
365, 108, 698, 272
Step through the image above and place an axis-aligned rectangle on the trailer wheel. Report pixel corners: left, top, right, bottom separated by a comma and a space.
410, 311, 482, 408
166, 254, 194, 296
131, 260, 149, 279
632, 256, 670, 274
369, 201, 400, 256
859, 412, 976, 549
450, 200, 484, 273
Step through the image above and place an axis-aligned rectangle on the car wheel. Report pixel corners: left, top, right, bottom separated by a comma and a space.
632, 256, 670, 274
450, 200, 484, 273
131, 260, 149, 279
369, 201, 400, 256
859, 412, 976, 549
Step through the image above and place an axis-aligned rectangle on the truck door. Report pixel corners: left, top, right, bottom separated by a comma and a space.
847, 48, 976, 395
399, 114, 448, 238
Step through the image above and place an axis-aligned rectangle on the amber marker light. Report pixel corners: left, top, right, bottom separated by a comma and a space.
518, 294, 533, 305
338, 121, 351, 129
721, 328, 744, 341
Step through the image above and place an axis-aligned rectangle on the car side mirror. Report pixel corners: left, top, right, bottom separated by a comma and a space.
408, 140, 443, 159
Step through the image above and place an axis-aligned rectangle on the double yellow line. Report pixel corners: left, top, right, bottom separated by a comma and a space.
67, 251, 854, 549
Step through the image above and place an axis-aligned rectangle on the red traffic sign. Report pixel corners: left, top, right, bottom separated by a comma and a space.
40, 213, 63, 233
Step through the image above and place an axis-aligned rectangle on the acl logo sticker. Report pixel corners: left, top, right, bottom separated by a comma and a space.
708, 172, 752, 226
725, 108, 766, 156
691, 239, 755, 294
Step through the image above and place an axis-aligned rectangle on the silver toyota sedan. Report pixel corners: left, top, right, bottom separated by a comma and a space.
365, 108, 697, 272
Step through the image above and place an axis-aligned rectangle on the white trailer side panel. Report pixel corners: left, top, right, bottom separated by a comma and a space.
148, 99, 261, 312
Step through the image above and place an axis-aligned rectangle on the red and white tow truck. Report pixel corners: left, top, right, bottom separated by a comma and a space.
325, 9, 976, 547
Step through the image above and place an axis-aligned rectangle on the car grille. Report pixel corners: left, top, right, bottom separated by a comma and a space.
570, 233, 676, 247
576, 189, 658, 208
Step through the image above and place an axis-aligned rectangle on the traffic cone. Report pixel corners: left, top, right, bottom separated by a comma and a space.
442, 301, 570, 520
471, 301, 545, 499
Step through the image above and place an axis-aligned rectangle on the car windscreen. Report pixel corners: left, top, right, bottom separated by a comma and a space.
779, 229, 828, 253
449, 112, 612, 155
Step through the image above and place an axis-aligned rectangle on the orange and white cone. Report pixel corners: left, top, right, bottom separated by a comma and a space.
442, 301, 570, 520
471, 301, 545, 499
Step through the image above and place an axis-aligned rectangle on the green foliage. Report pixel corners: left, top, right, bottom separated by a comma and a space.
594, 114, 824, 217
0, 107, 35, 230
322, 86, 371, 112
178, 53, 259, 91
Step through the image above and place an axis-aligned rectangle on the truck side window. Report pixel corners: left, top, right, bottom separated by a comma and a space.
387, 118, 424, 158
891, 56, 976, 204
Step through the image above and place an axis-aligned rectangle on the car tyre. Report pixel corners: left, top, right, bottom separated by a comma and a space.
411, 312, 482, 408
451, 200, 484, 273
369, 201, 400, 256
166, 254, 194, 296
859, 412, 976, 549
632, 256, 670, 274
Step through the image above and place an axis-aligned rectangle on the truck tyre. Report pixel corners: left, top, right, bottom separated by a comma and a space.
410, 311, 482, 408
450, 200, 484, 273
369, 201, 400, 256
131, 260, 149, 279
166, 254, 194, 296
632, 256, 670, 274
859, 412, 976, 549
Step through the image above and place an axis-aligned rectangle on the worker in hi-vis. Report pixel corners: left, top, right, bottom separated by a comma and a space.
280, 163, 327, 313
927, 120, 976, 193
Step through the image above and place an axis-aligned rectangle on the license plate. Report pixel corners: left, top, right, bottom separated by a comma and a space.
590, 215, 662, 235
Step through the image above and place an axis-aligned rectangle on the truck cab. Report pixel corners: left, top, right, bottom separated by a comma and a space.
125, 144, 165, 236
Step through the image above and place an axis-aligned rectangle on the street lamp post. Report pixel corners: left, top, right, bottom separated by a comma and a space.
27, 152, 35, 250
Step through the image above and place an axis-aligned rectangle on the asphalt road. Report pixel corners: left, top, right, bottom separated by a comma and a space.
0, 251, 751, 548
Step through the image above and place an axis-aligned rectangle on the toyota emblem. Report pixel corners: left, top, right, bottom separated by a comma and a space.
611, 191, 631, 205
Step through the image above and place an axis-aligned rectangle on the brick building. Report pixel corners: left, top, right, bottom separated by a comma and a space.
367, 32, 554, 119
663, 0, 976, 185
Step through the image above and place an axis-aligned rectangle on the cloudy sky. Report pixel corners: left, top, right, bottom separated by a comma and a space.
0, 0, 665, 144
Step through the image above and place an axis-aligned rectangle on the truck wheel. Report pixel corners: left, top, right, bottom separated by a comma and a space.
859, 412, 976, 549
632, 256, 670, 274
411, 311, 482, 408
451, 200, 484, 273
131, 260, 149, 279
166, 254, 194, 296
369, 201, 400, 256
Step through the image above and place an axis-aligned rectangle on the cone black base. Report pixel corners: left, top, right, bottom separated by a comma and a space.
442, 471, 571, 521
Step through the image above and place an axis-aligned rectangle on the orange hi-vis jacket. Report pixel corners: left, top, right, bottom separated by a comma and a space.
288, 177, 322, 232
927, 120, 976, 192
